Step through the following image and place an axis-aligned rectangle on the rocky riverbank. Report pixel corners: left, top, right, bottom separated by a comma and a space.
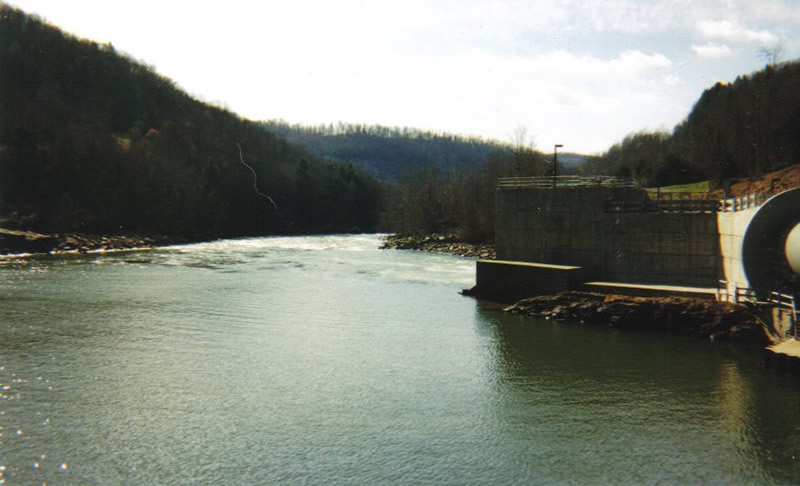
380, 233, 495, 259
504, 291, 772, 344
0, 227, 174, 255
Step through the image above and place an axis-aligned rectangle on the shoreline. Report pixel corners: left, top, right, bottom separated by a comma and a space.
3, 230, 497, 258
503, 290, 773, 345
380, 233, 495, 259
0, 227, 187, 256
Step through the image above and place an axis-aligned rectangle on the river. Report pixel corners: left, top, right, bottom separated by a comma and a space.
2, 234, 800, 484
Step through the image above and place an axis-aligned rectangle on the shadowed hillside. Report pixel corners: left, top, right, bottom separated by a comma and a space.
0, 5, 382, 239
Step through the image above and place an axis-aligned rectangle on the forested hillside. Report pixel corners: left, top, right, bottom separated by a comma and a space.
377, 141, 550, 241
263, 120, 590, 179
583, 60, 800, 188
261, 121, 563, 240
262, 120, 521, 180
0, 5, 381, 238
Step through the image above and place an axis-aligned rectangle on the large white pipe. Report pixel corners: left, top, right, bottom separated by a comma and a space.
786, 222, 800, 276
739, 189, 800, 291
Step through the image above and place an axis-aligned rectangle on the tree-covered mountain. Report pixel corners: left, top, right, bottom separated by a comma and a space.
0, 5, 382, 238
263, 120, 590, 180
259, 121, 561, 241
582, 60, 800, 188
259, 121, 579, 241
372, 132, 549, 241
262, 120, 514, 180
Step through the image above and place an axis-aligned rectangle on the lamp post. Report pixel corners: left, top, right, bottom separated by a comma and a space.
553, 144, 563, 188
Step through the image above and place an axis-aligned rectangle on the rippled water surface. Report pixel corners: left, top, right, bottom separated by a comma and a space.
3, 234, 800, 484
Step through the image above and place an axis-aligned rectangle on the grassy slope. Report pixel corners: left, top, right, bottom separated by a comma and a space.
646, 163, 800, 198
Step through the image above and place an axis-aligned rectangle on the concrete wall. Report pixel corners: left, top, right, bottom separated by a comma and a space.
495, 186, 723, 287
475, 260, 597, 303
717, 206, 759, 291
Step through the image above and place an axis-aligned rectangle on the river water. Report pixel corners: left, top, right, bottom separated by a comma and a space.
2, 234, 800, 484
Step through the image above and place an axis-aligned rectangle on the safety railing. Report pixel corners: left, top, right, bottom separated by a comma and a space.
719, 192, 767, 212
497, 176, 636, 189
768, 291, 799, 339
716, 280, 758, 304
718, 281, 798, 338
648, 191, 713, 201
605, 199, 719, 213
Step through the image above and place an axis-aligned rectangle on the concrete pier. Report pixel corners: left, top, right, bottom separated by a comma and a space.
472, 259, 719, 303
581, 281, 717, 299
473, 259, 596, 303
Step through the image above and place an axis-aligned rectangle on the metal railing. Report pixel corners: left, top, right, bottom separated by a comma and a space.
649, 191, 714, 200
607, 191, 767, 214
718, 281, 798, 339
497, 175, 636, 189
719, 192, 767, 212
768, 291, 799, 339
605, 199, 719, 213
499, 179, 769, 214
716, 280, 758, 304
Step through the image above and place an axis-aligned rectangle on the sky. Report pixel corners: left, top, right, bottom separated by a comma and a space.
8, 0, 800, 154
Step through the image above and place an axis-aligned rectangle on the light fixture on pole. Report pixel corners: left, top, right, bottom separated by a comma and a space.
553, 144, 563, 187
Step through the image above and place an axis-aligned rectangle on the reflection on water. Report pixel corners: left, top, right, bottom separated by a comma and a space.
477, 307, 800, 484
2, 234, 800, 484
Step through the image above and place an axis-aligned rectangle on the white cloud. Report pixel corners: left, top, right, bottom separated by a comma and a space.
560, 0, 695, 34
663, 74, 681, 86
691, 43, 734, 59
530, 49, 671, 78
728, 0, 800, 24
696, 20, 779, 46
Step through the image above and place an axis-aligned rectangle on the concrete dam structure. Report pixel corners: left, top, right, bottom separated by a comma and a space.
474, 176, 800, 304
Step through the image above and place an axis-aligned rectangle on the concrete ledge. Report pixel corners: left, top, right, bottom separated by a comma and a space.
474, 259, 596, 303
581, 281, 718, 299
471, 259, 720, 303
485, 259, 582, 270
765, 339, 800, 374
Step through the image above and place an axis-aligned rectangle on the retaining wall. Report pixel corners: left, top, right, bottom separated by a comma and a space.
495, 187, 723, 287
